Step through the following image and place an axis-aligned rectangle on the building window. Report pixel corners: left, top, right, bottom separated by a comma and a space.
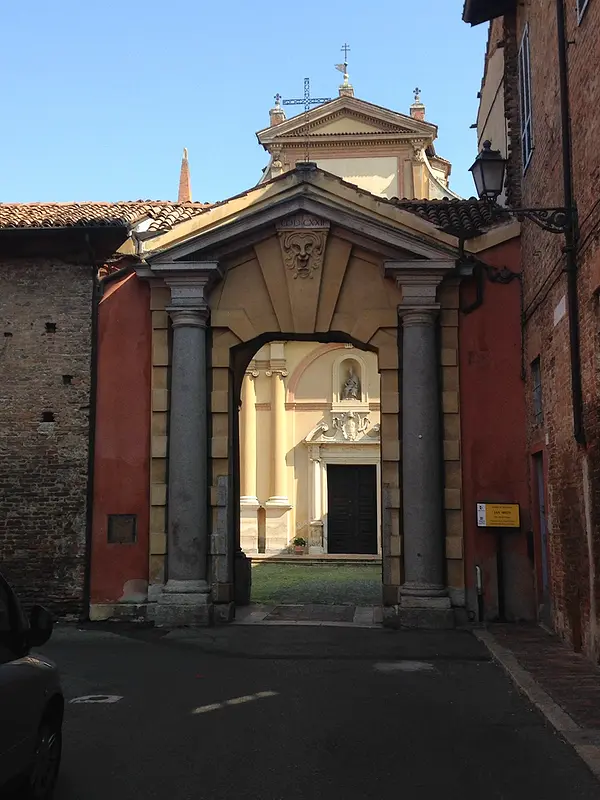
577, 0, 590, 22
532, 358, 543, 425
518, 25, 534, 169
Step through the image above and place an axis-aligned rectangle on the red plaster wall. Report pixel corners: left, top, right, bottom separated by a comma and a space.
90, 273, 151, 605
459, 238, 535, 621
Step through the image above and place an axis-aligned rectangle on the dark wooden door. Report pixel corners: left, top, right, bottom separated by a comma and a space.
327, 465, 377, 554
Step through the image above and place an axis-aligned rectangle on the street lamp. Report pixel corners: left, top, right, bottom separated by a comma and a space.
469, 141, 573, 234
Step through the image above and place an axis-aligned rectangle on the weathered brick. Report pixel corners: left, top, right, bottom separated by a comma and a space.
498, 0, 600, 655
0, 259, 92, 615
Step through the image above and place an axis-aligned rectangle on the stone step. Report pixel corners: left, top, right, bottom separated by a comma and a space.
249, 554, 382, 566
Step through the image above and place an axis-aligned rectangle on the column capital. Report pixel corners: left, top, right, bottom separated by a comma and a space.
265, 368, 289, 378
384, 260, 454, 314
166, 306, 209, 328
245, 361, 259, 379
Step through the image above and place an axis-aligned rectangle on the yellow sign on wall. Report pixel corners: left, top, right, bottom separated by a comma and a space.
476, 503, 520, 529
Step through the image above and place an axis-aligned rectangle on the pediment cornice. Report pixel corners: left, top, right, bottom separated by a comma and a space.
257, 96, 437, 148
144, 179, 459, 266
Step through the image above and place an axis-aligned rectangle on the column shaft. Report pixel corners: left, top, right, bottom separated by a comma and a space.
401, 310, 445, 596
240, 371, 258, 502
268, 370, 289, 503
165, 308, 209, 593
311, 456, 322, 521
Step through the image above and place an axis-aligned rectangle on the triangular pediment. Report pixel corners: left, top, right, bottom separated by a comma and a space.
141, 167, 460, 265
257, 95, 437, 147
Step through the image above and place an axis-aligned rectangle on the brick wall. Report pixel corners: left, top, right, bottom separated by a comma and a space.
510, 0, 600, 656
0, 259, 93, 616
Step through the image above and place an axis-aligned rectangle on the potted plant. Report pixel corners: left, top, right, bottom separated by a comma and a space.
292, 536, 307, 555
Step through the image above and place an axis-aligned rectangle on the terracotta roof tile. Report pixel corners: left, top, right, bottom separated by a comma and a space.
391, 197, 496, 237
0, 200, 212, 232
0, 184, 497, 243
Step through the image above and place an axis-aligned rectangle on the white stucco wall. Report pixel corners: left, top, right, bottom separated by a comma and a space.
315, 156, 399, 198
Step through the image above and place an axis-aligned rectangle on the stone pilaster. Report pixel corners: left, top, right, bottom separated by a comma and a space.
240, 367, 259, 553
308, 445, 324, 554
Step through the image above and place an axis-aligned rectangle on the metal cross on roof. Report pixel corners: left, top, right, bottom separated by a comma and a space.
283, 78, 331, 163
414, 86, 421, 103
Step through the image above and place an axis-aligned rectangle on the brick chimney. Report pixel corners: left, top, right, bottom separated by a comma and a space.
178, 147, 192, 203
270, 93, 286, 127
410, 87, 425, 121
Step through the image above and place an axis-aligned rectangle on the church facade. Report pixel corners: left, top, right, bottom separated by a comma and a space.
0, 81, 532, 628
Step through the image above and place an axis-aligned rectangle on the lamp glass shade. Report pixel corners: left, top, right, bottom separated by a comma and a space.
469, 141, 506, 201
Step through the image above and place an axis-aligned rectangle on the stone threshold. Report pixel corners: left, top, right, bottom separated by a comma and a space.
249, 554, 382, 565
234, 604, 383, 627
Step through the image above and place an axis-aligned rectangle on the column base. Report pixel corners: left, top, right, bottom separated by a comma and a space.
400, 581, 448, 598
240, 498, 260, 554
265, 497, 291, 507
308, 521, 324, 553
240, 496, 260, 506
265, 500, 291, 553
383, 594, 455, 630
151, 580, 212, 628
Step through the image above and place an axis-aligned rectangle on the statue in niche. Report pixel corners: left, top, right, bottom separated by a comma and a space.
341, 365, 361, 401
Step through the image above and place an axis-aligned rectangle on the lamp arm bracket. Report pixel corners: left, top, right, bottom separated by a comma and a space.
491, 204, 573, 234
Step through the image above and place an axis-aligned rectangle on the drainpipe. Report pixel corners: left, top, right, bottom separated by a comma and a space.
556, 0, 584, 445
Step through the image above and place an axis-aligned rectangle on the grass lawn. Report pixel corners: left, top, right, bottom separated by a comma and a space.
250, 562, 382, 605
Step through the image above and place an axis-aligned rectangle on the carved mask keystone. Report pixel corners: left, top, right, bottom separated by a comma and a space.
277, 213, 330, 280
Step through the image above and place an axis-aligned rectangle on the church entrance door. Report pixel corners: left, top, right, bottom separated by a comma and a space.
327, 465, 378, 554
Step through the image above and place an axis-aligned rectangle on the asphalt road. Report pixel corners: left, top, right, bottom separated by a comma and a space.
34, 624, 599, 800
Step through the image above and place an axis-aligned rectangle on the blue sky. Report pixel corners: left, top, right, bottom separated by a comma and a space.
0, 1, 487, 204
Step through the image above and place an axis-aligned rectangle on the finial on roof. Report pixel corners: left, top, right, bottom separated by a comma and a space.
178, 147, 192, 203
410, 87, 425, 121
335, 43, 354, 97
269, 93, 286, 126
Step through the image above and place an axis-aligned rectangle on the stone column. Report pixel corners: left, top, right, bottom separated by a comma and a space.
311, 454, 322, 522
266, 368, 289, 505
382, 265, 456, 630
240, 369, 259, 503
308, 446, 324, 554
398, 296, 453, 628
240, 368, 259, 553
265, 365, 290, 553
154, 305, 211, 625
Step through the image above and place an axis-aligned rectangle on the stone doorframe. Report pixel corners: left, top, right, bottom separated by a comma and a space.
305, 428, 382, 555
316, 448, 382, 556
137, 217, 464, 629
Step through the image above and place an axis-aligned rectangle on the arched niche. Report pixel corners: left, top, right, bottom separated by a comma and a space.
332, 350, 369, 407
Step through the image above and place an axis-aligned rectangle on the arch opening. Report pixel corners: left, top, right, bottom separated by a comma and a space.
231, 333, 383, 610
